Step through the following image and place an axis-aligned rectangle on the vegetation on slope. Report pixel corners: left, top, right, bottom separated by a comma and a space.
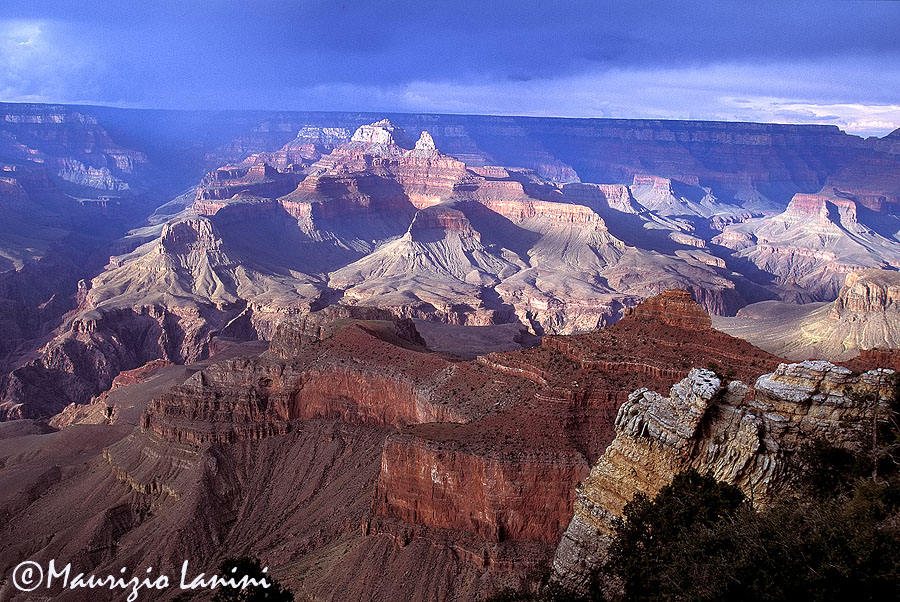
487, 383, 900, 602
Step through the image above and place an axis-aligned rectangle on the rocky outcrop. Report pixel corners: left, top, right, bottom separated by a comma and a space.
57, 159, 130, 191
0, 216, 270, 419
138, 294, 780, 550
551, 361, 896, 593
236, 126, 351, 170
831, 268, 900, 316
714, 269, 900, 361
0, 171, 30, 209
350, 119, 413, 148
630, 174, 744, 218
414, 130, 437, 152
632, 174, 678, 193
623, 289, 712, 329
143, 361, 468, 445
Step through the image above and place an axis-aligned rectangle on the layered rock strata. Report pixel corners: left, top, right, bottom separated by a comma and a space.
143, 292, 781, 550
714, 188, 900, 301
11, 112, 900, 422
0, 105, 150, 193
713, 268, 900, 361
552, 360, 896, 593
6, 291, 881, 602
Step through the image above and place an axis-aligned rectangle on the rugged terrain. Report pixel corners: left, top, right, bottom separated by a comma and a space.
1, 291, 894, 601
0, 291, 787, 601
5, 106, 900, 420
551, 359, 896, 594
2, 103, 900, 601
714, 188, 900, 300
714, 268, 900, 360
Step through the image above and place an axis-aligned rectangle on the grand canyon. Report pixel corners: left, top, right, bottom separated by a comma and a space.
1, 100, 900, 601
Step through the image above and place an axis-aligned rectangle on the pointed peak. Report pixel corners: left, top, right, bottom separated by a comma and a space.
414, 131, 436, 152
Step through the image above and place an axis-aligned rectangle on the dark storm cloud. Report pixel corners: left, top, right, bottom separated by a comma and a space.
1, 1, 899, 134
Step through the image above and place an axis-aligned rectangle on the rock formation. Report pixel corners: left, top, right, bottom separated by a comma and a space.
4, 102, 900, 601
622, 289, 712, 329
0, 105, 150, 193
714, 268, 900, 361
3, 117, 776, 418
5, 106, 900, 426
714, 188, 900, 301
195, 162, 302, 204
5, 287, 899, 602
831, 268, 900, 316
139, 292, 781, 550
629, 174, 746, 218
551, 360, 896, 594
0, 212, 321, 419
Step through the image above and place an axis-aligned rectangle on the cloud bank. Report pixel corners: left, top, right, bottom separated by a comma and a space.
1, 1, 898, 136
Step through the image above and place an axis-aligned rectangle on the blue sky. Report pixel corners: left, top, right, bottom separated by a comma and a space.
1, 1, 899, 136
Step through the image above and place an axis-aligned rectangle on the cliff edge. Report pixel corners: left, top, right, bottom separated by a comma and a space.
551, 360, 896, 593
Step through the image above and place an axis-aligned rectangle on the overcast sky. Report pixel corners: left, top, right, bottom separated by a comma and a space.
1, 1, 899, 136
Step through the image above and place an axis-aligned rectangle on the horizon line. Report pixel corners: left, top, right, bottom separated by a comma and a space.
3, 99, 895, 140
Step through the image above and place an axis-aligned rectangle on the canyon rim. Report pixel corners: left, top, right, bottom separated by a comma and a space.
2, 2, 900, 601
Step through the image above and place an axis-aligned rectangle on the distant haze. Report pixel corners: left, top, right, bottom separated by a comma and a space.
1, 1, 899, 137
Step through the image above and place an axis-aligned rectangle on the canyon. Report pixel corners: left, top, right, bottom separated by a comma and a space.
0, 291, 786, 601
1, 290, 893, 601
714, 268, 900, 361
4, 107, 900, 420
2, 102, 900, 601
